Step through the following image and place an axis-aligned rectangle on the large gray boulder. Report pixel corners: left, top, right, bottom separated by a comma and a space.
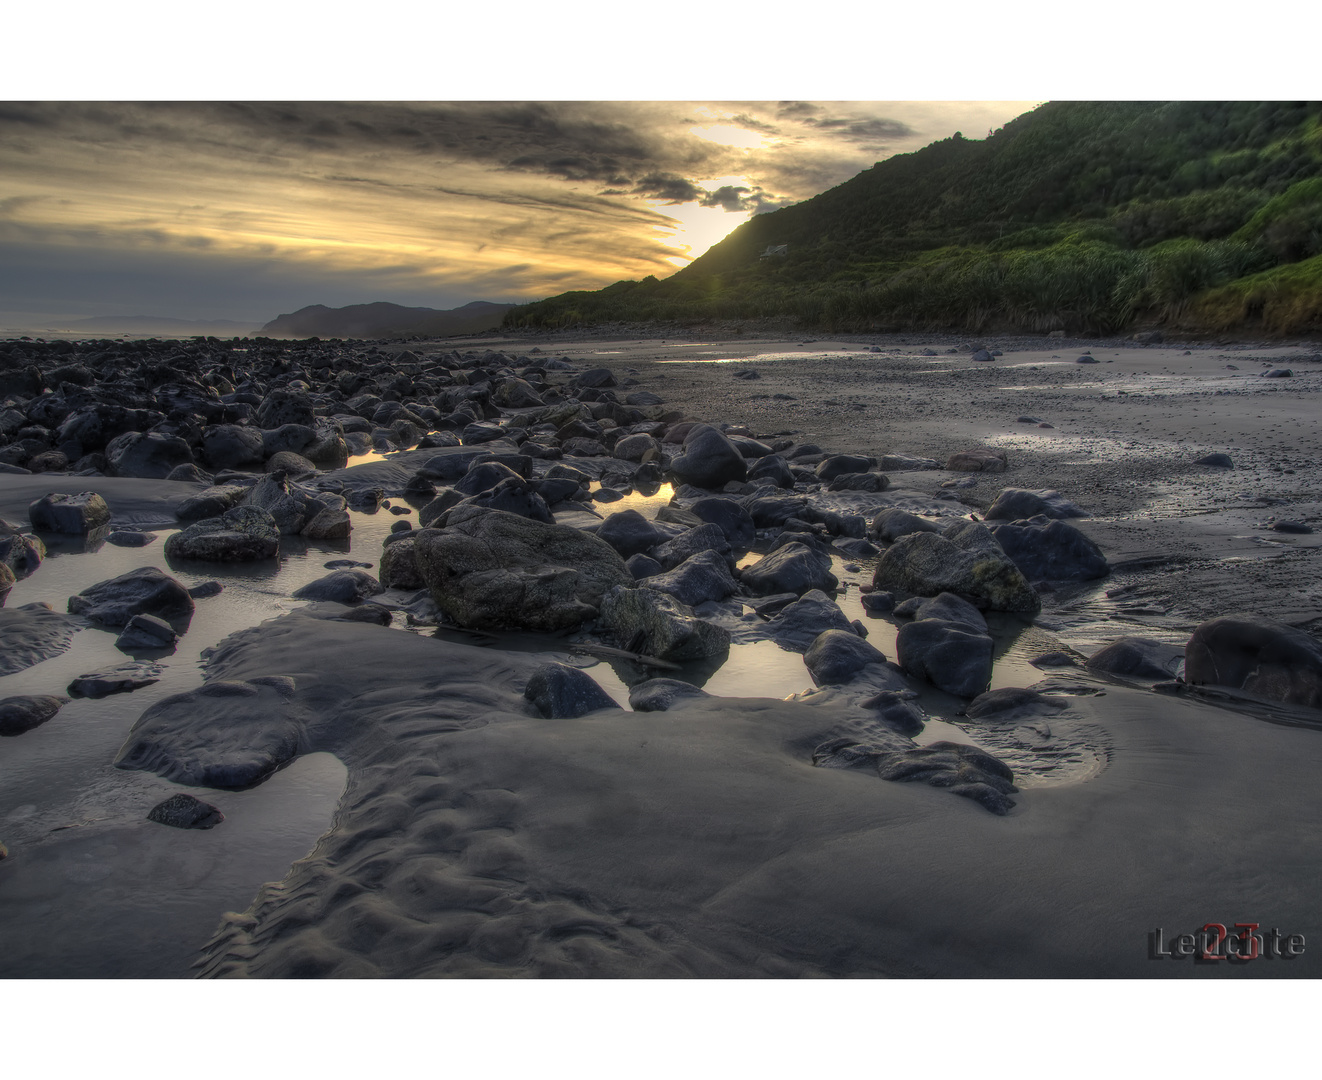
200, 424, 265, 471
641, 550, 740, 606
990, 518, 1109, 582
0, 694, 68, 737
804, 629, 889, 686
1185, 616, 1322, 709
985, 488, 1087, 520
896, 618, 994, 698
115, 677, 307, 789
596, 509, 665, 558
740, 541, 838, 596
164, 505, 281, 562
29, 491, 111, 534
872, 521, 1038, 613
768, 590, 855, 651
1086, 636, 1184, 681
68, 566, 194, 628
598, 584, 731, 662
105, 431, 194, 479
413, 509, 632, 631
176, 484, 248, 521
669, 424, 747, 490
523, 662, 620, 718
292, 570, 385, 604
870, 508, 942, 542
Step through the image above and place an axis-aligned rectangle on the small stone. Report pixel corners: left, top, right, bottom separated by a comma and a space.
146, 793, 225, 830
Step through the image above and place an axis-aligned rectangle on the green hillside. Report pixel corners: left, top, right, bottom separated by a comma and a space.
505, 101, 1322, 336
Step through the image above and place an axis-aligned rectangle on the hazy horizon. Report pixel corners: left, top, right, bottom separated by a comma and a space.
0, 101, 1037, 328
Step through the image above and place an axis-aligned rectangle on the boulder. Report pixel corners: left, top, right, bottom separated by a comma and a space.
523, 662, 621, 718
990, 518, 1109, 582
652, 523, 732, 571
628, 679, 711, 712
164, 505, 281, 562
107, 529, 157, 547
114, 613, 179, 652
598, 585, 731, 662
872, 521, 1038, 613
596, 509, 665, 558
612, 433, 663, 462
413, 509, 632, 631
984, 488, 1087, 520
642, 549, 740, 606
1185, 616, 1322, 709
175, 484, 248, 521
828, 472, 889, 493
452, 477, 554, 524
687, 497, 756, 548
946, 448, 1007, 473
1085, 637, 1184, 681
200, 424, 265, 471
870, 508, 942, 542
104, 430, 195, 479
256, 388, 317, 429
0, 694, 68, 737
379, 537, 425, 589
815, 454, 873, 481
669, 424, 747, 490
909, 592, 987, 634
804, 629, 889, 686
896, 619, 994, 698
768, 590, 855, 651
147, 793, 225, 830
68, 566, 194, 627
29, 491, 111, 533
115, 677, 306, 789
69, 662, 162, 698
292, 569, 385, 604
740, 542, 838, 596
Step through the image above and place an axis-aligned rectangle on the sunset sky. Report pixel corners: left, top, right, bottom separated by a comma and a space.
0, 6, 1301, 332
0, 100, 1036, 326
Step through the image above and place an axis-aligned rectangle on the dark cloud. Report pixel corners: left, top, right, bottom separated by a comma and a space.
699, 185, 786, 214
801, 115, 915, 141
776, 102, 820, 118
631, 173, 706, 204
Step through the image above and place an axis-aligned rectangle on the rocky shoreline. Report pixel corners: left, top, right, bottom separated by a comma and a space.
3, 330, 1322, 976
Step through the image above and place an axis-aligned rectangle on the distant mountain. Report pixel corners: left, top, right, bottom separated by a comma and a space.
506, 101, 1322, 337
261, 300, 515, 339
60, 315, 262, 336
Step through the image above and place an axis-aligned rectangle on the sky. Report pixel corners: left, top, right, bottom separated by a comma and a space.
0, 99, 1036, 327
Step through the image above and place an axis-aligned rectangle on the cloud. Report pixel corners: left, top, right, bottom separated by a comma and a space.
632, 173, 706, 203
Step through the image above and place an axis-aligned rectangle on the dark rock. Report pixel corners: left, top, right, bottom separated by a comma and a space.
596, 509, 665, 558
115, 677, 306, 789
523, 662, 621, 718
740, 542, 838, 596
803, 629, 888, 686
687, 497, 756, 548
1075, 355, 1099, 364
873, 521, 1039, 612
653, 522, 732, 571
971, 349, 994, 362
815, 454, 873, 481
946, 448, 1007, 473
106, 529, 156, 547
0, 694, 68, 737
114, 613, 179, 651
870, 508, 943, 542
68, 566, 194, 627
200, 424, 265, 470
896, 619, 994, 697
768, 590, 855, 651
1262, 369, 1293, 378
642, 550, 740, 606
29, 491, 112, 533
1185, 615, 1322, 709
0, 519, 45, 577
860, 590, 895, 612
626, 553, 664, 579
859, 690, 926, 735
828, 472, 888, 493
990, 518, 1109, 581
105, 431, 194, 479
627, 679, 710, 711
1194, 452, 1234, 468
265, 450, 319, 476
147, 793, 224, 830
598, 584, 731, 661
175, 484, 248, 521
165, 505, 281, 562
378, 537, 425, 589
669, 424, 748, 490
69, 662, 162, 698
1029, 651, 1076, 668
292, 569, 385, 604
1272, 520, 1313, 534
911, 592, 987, 633
413, 509, 632, 631
418, 489, 464, 528
1086, 636, 1184, 681
965, 687, 1068, 719
746, 454, 794, 488
985, 488, 1087, 520
453, 476, 554, 524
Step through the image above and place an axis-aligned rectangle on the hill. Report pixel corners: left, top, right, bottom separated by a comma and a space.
505, 101, 1322, 337
263, 300, 515, 339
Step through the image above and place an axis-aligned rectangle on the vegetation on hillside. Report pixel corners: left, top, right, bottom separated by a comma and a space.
504, 101, 1322, 336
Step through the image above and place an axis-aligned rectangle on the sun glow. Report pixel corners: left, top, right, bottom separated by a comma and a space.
689, 124, 771, 150
650, 192, 752, 268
